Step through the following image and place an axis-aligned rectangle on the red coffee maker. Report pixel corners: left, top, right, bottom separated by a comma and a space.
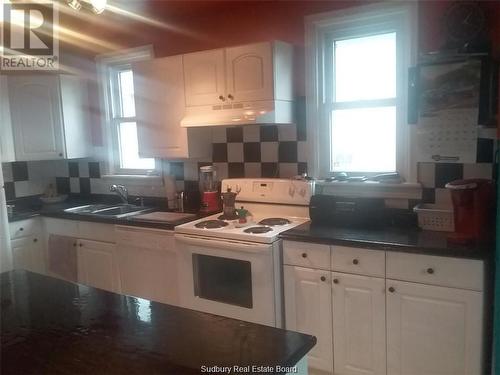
445, 179, 495, 244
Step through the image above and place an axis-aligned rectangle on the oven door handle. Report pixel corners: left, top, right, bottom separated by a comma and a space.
174, 234, 271, 253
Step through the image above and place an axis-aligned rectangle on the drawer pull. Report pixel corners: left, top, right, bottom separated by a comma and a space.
427, 268, 434, 274
320, 276, 326, 282
388, 286, 395, 293
301, 253, 307, 258
19, 227, 24, 231
33, 238, 38, 243
333, 278, 339, 284
352, 259, 359, 265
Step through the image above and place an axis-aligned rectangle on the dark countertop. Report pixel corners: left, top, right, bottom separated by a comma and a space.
7, 197, 214, 230
280, 221, 493, 260
1, 270, 316, 375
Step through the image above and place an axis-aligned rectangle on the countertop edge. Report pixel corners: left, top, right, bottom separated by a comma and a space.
279, 231, 493, 261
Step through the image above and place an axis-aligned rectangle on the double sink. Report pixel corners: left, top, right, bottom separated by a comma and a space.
64, 204, 153, 219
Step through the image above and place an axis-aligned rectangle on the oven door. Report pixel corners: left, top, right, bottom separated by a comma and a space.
175, 234, 277, 326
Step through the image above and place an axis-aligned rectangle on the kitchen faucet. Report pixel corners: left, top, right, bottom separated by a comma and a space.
110, 184, 128, 204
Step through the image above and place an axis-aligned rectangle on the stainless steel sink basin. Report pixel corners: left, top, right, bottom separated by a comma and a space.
64, 204, 153, 219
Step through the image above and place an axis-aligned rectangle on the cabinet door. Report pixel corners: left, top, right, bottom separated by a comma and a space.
183, 49, 225, 106
284, 265, 333, 373
332, 272, 386, 375
11, 235, 44, 274
134, 56, 192, 159
386, 279, 483, 375
77, 239, 120, 293
8, 75, 65, 160
225, 42, 273, 102
0, 76, 15, 162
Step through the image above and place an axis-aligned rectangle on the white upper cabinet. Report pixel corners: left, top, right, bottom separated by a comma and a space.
0, 76, 15, 162
386, 279, 483, 375
133, 56, 211, 159
284, 265, 333, 373
183, 41, 293, 107
225, 42, 274, 102
183, 49, 225, 107
332, 272, 386, 375
7, 75, 90, 161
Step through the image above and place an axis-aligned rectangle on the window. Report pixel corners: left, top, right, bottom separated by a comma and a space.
97, 46, 158, 175
306, 3, 417, 180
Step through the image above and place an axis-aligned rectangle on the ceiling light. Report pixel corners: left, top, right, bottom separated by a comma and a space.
67, 0, 82, 11
90, 0, 107, 14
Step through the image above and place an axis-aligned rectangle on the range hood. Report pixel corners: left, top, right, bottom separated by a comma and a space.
181, 100, 293, 127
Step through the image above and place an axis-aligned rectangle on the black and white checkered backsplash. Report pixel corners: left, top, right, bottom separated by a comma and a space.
170, 124, 308, 191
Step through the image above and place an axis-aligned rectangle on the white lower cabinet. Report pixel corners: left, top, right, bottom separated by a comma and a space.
10, 218, 45, 274
116, 226, 179, 305
284, 265, 333, 373
11, 236, 44, 274
283, 241, 486, 375
332, 273, 386, 375
386, 279, 483, 375
77, 239, 120, 293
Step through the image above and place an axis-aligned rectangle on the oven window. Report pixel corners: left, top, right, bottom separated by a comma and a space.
193, 254, 253, 308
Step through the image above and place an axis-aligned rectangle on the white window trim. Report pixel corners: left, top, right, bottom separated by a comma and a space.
305, 2, 418, 182
96, 45, 157, 176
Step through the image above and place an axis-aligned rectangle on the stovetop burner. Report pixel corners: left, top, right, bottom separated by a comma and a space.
243, 226, 273, 234
195, 220, 229, 229
258, 218, 291, 226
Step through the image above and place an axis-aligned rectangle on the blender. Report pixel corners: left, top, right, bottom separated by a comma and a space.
199, 166, 220, 212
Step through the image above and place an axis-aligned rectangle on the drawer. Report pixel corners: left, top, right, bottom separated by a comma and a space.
331, 246, 385, 277
116, 225, 174, 250
386, 252, 484, 291
43, 218, 79, 237
283, 240, 330, 270
78, 221, 116, 243
9, 218, 41, 239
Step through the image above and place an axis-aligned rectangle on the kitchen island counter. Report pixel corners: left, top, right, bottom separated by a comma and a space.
1, 270, 315, 375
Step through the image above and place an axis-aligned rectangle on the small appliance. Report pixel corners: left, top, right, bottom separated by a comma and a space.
309, 195, 385, 227
199, 165, 219, 213
445, 178, 495, 244
220, 186, 240, 220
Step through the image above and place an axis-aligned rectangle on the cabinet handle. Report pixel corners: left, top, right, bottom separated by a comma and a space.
73, 243, 77, 247
388, 286, 395, 293
227, 94, 234, 100
320, 276, 326, 282
33, 238, 38, 243
427, 268, 434, 274
333, 278, 339, 284
352, 258, 359, 265
301, 253, 307, 258
19, 227, 24, 231
59, 153, 63, 157
79, 243, 83, 247
218, 95, 226, 101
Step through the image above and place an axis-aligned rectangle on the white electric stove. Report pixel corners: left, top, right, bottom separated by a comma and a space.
175, 178, 313, 327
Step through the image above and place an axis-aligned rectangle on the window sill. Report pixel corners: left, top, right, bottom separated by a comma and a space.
101, 174, 163, 187
315, 180, 422, 200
